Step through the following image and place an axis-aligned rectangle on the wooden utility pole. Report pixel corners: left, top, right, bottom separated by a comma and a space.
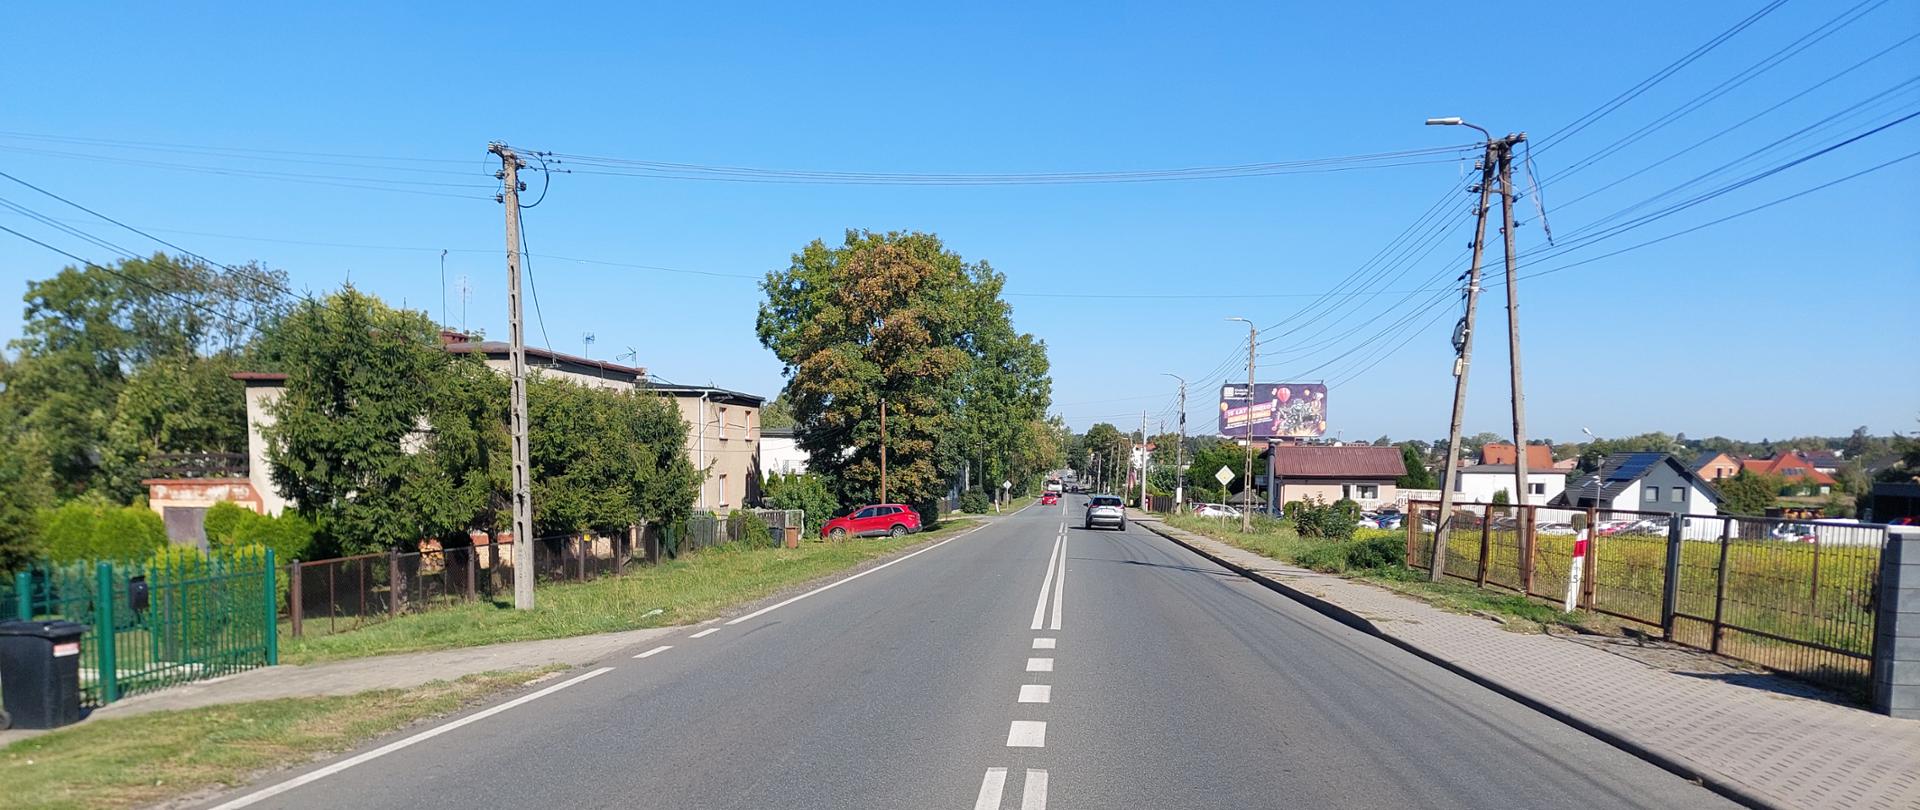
1499, 135, 1532, 534
1429, 140, 1499, 582
879, 398, 888, 504
490, 143, 536, 610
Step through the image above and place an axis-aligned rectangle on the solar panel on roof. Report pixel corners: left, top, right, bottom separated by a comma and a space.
1607, 453, 1661, 481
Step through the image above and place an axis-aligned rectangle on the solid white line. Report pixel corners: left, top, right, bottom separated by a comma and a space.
1022, 769, 1049, 810
688, 628, 720, 639
206, 666, 614, 809
632, 645, 672, 659
973, 767, 1008, 810
724, 523, 986, 627
1029, 533, 1062, 631
1047, 532, 1066, 631
1018, 684, 1051, 703
1026, 657, 1053, 672
1031, 637, 1055, 649
1006, 720, 1047, 747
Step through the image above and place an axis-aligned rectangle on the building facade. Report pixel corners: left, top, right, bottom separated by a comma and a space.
1451, 464, 1566, 506
656, 386, 765, 512
1265, 444, 1406, 511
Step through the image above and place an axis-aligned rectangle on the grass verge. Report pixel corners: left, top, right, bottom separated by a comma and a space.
0, 666, 563, 810
282, 518, 979, 664
1162, 513, 1598, 633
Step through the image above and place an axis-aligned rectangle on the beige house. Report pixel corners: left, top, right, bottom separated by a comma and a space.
654, 385, 765, 511
1264, 444, 1407, 511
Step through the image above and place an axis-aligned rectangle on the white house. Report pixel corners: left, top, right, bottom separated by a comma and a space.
1451, 464, 1566, 506
759, 427, 809, 477
1551, 452, 1721, 516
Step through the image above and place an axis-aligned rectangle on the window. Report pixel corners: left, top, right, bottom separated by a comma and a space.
1783, 468, 1802, 477
717, 407, 729, 441
1353, 484, 1378, 500
1644, 487, 1659, 503
854, 507, 879, 519
1671, 486, 1685, 503
1528, 482, 1546, 496
718, 474, 729, 507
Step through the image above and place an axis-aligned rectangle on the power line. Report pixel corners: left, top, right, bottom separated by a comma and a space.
0, 130, 476, 164
0, 222, 264, 334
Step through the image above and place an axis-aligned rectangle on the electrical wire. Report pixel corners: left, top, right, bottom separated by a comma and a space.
0, 222, 264, 334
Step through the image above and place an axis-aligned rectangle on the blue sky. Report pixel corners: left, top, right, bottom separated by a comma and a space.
2, 1, 1915, 444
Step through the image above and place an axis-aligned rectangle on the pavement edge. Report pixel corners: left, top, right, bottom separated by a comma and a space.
1136, 517, 1779, 810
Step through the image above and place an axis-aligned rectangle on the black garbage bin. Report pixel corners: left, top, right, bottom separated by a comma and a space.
0, 620, 88, 729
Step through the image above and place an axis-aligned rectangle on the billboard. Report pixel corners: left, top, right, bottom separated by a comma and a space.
1218, 382, 1327, 439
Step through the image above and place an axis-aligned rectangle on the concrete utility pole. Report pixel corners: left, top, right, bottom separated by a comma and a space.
1423, 119, 1514, 582
879, 398, 888, 504
1226, 318, 1256, 533
1140, 412, 1150, 510
489, 143, 536, 611
1162, 373, 1186, 512
1498, 136, 1532, 529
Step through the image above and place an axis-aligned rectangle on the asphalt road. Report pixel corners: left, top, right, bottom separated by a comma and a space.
204, 497, 1738, 810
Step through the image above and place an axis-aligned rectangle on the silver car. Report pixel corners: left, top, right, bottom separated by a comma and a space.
1084, 494, 1126, 531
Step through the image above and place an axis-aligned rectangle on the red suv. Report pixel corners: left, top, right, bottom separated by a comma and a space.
822, 504, 922, 540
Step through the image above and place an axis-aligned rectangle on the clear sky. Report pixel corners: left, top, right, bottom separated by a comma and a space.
2, 1, 1915, 445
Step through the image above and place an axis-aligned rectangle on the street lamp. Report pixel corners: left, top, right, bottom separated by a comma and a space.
1226, 317, 1256, 533
1425, 116, 1492, 142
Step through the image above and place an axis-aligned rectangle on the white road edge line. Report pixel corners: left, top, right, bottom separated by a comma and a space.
1029, 533, 1062, 630
725, 522, 987, 627
1047, 530, 1066, 631
1006, 720, 1047, 747
206, 666, 615, 810
689, 628, 720, 639
1022, 768, 1049, 810
1018, 684, 1051, 703
973, 767, 1009, 810
632, 645, 672, 659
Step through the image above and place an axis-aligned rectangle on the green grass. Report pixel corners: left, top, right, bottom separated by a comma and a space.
0, 666, 562, 810
280, 518, 977, 664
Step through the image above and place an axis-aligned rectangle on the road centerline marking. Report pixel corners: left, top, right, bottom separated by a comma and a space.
1019, 684, 1051, 703
1029, 533, 1062, 630
1032, 637, 1055, 649
206, 666, 614, 809
1047, 532, 1066, 631
973, 768, 1009, 810
1026, 657, 1053, 672
632, 645, 672, 659
1022, 768, 1049, 810
1006, 720, 1047, 747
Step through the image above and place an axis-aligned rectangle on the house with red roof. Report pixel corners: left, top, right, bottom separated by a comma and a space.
1741, 452, 1835, 494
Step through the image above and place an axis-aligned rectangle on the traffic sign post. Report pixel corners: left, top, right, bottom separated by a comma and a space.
1214, 466, 1235, 487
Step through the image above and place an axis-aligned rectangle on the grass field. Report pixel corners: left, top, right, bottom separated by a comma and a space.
280, 517, 979, 664
0, 667, 561, 810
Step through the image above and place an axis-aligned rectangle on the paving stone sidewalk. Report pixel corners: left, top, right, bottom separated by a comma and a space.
0, 625, 677, 748
1139, 516, 1920, 810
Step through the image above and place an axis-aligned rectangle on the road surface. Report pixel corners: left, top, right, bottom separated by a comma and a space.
205, 497, 1737, 809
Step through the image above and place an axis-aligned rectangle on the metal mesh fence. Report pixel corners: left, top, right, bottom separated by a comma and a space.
1405, 501, 1886, 697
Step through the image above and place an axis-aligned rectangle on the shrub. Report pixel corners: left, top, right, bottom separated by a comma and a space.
205, 501, 318, 562
762, 472, 838, 533
959, 490, 992, 514
728, 510, 773, 547
1345, 533, 1404, 570
1291, 496, 1357, 541
39, 499, 168, 562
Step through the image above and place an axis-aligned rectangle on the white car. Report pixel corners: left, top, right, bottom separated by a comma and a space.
1191, 503, 1241, 519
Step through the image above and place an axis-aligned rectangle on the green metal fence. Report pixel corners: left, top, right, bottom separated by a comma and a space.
1, 549, 278, 707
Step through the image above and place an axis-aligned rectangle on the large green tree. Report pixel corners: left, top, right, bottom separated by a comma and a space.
1396, 443, 1437, 489
261, 287, 446, 554
758, 230, 1046, 514
528, 374, 700, 537
1717, 470, 1781, 516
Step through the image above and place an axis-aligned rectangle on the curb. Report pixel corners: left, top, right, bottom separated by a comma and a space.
1137, 518, 1779, 810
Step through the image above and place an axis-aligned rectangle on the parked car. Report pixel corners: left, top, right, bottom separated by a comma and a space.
1538, 522, 1578, 535
1040, 492, 1060, 506
821, 504, 922, 540
1373, 514, 1405, 530
1191, 503, 1241, 519
1085, 495, 1127, 531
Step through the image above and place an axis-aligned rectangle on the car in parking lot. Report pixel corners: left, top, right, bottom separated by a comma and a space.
821, 504, 922, 540
1085, 494, 1126, 530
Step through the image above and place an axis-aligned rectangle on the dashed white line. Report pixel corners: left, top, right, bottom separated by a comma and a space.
205, 666, 614, 809
973, 767, 1009, 810
1047, 532, 1066, 631
1026, 657, 1053, 672
632, 645, 672, 659
1031, 637, 1055, 649
1018, 684, 1051, 704
688, 628, 720, 639
1021, 768, 1049, 810
1007, 720, 1047, 747
724, 522, 987, 627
